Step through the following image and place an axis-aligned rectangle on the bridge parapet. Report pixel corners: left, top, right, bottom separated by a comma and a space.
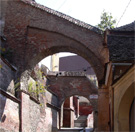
47, 71, 86, 77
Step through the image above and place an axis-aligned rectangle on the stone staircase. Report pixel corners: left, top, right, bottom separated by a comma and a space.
58, 115, 93, 132
74, 115, 87, 128
57, 128, 83, 132
57, 127, 94, 132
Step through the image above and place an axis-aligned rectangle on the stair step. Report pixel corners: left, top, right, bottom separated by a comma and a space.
58, 128, 94, 132
74, 115, 87, 128
58, 128, 83, 132
74, 123, 86, 127
75, 119, 86, 123
77, 116, 87, 120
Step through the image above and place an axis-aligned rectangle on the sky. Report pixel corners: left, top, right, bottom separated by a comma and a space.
36, 0, 135, 27
36, 0, 135, 69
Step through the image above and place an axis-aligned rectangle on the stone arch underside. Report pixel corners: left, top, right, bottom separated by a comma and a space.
25, 27, 104, 80
47, 73, 98, 108
4, 0, 108, 81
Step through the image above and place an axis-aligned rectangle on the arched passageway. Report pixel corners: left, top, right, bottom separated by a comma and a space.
47, 71, 98, 130
62, 95, 94, 129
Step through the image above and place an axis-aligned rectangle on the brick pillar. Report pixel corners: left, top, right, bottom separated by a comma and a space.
63, 97, 74, 128
97, 88, 110, 131
63, 98, 70, 127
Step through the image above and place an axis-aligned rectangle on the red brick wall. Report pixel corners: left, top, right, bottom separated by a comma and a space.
79, 103, 93, 116
3, 0, 106, 80
48, 75, 98, 106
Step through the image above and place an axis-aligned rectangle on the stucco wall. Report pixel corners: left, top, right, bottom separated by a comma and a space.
21, 89, 59, 132
0, 89, 59, 132
113, 66, 135, 131
0, 92, 20, 132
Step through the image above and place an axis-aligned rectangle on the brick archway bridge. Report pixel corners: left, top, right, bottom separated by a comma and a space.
47, 71, 98, 107
3, 0, 108, 82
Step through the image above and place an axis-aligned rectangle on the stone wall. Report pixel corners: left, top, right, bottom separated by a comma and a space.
0, 0, 10, 36
0, 58, 19, 131
0, 58, 16, 94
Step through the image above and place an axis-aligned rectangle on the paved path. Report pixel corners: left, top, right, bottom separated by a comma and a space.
80, 128, 94, 132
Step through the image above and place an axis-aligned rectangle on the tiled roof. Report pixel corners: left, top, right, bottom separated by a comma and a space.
107, 35, 135, 61
112, 21, 135, 31
21, 0, 102, 34
108, 21, 135, 61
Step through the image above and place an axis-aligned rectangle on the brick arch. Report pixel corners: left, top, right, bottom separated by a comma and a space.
62, 95, 92, 106
4, 0, 108, 81
47, 72, 98, 107
47, 72, 98, 128
26, 28, 104, 80
60, 94, 96, 128
60, 93, 97, 111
